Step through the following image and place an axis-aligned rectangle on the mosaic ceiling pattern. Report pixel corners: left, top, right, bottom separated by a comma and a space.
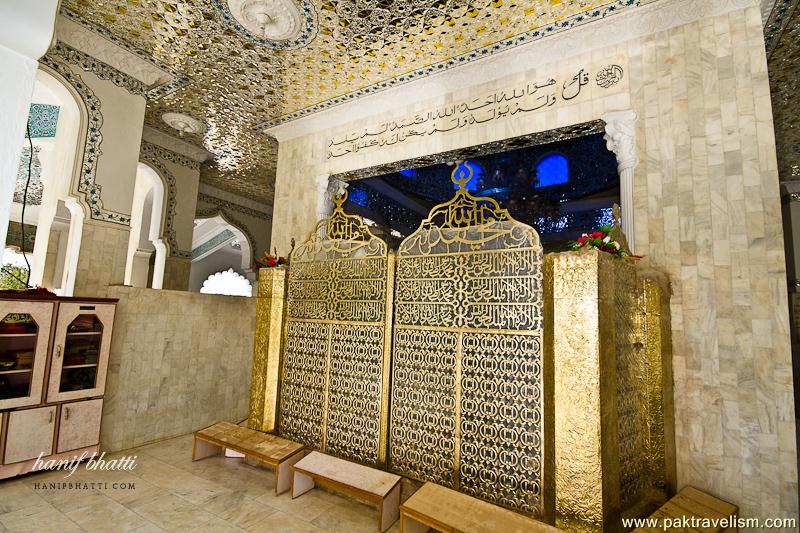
766, 0, 800, 181
61, 0, 656, 203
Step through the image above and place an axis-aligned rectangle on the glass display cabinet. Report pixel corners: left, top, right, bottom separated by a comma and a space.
0, 301, 53, 410
47, 303, 115, 403
0, 295, 116, 479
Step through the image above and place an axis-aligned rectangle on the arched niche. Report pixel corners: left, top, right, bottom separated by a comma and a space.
124, 162, 167, 288
6, 66, 88, 296
188, 213, 255, 294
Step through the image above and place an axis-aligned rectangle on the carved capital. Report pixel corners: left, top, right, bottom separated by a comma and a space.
602, 110, 639, 173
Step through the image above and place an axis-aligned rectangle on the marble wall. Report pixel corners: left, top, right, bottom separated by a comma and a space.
269, 5, 798, 521
100, 286, 256, 451
73, 221, 129, 297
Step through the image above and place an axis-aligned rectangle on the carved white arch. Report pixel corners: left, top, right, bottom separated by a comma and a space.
192, 212, 255, 281
24, 67, 88, 295
124, 162, 167, 288
602, 109, 639, 254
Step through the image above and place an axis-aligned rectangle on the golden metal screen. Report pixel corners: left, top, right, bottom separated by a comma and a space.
389, 165, 551, 518
278, 191, 393, 466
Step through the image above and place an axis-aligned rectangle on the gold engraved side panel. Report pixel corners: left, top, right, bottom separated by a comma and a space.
641, 276, 675, 495
325, 323, 385, 465
278, 320, 328, 449
390, 327, 458, 486
614, 262, 647, 510
249, 268, 286, 433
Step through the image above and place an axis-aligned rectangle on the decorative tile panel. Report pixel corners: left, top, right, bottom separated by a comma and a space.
192, 228, 236, 259
25, 104, 61, 139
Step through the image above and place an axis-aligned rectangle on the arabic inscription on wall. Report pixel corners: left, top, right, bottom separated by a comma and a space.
327, 63, 625, 160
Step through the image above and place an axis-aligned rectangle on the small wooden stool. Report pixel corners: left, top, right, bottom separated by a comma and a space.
291, 451, 401, 532
400, 482, 560, 533
192, 421, 304, 494
634, 485, 739, 532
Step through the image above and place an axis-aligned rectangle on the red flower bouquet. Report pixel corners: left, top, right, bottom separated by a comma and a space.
569, 225, 628, 258
255, 251, 288, 269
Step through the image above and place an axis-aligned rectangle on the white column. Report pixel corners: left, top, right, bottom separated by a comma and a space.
60, 198, 85, 297
602, 110, 639, 254
151, 238, 167, 289
0, 1, 60, 264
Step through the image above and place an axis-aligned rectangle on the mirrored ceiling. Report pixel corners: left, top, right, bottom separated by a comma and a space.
61, 0, 659, 203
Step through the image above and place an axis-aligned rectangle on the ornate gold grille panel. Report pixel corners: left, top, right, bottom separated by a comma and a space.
389, 166, 551, 518
278, 192, 393, 466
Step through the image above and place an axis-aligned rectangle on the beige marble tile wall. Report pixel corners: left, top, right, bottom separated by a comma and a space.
270, 6, 798, 521
100, 286, 256, 451
73, 221, 130, 297
162, 256, 191, 291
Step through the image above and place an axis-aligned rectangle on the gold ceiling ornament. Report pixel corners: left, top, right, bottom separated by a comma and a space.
390, 164, 551, 518
279, 185, 393, 467
61, 0, 653, 204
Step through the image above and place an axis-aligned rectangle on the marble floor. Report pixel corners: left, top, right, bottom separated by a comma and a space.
0, 434, 401, 533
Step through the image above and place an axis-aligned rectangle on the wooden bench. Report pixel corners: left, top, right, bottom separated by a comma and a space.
291, 451, 402, 532
634, 485, 739, 532
192, 421, 304, 494
400, 482, 560, 533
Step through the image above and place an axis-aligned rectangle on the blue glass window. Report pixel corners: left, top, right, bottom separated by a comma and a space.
535, 154, 568, 187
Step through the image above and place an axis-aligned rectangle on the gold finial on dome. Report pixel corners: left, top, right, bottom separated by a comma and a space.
332, 188, 348, 209
451, 161, 473, 190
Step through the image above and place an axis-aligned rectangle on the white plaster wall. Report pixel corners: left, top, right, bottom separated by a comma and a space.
82, 72, 146, 216
0, 46, 38, 264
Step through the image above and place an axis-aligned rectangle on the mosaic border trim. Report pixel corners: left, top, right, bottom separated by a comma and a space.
197, 192, 272, 221
255, 0, 649, 130
192, 228, 236, 260
60, 7, 190, 99
139, 141, 191, 259
195, 207, 258, 262
211, 0, 318, 50
49, 41, 146, 96
331, 119, 605, 182
40, 51, 132, 225
765, 0, 795, 55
